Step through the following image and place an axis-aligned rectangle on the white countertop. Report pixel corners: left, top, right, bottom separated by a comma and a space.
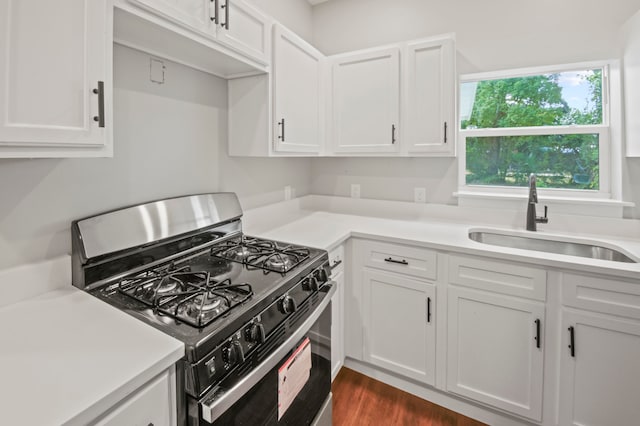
244, 196, 640, 280
3, 194, 640, 426
0, 286, 184, 426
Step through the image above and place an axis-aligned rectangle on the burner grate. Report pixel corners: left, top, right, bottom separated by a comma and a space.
211, 236, 310, 274
118, 265, 253, 328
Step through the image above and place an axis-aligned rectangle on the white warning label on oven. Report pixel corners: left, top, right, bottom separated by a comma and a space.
278, 337, 312, 420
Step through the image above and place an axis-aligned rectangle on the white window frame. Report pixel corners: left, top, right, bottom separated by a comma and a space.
458, 60, 621, 201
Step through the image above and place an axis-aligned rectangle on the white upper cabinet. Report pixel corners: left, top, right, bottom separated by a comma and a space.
272, 24, 323, 154
132, 0, 211, 33
403, 36, 455, 156
331, 47, 401, 154
129, 0, 270, 66
215, 0, 270, 65
0, 0, 112, 157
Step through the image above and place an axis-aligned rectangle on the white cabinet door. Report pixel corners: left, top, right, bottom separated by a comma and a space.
93, 367, 176, 426
331, 47, 400, 154
272, 24, 323, 153
404, 37, 455, 155
215, 0, 270, 64
362, 269, 435, 385
447, 286, 544, 421
131, 0, 211, 34
330, 268, 345, 381
559, 310, 640, 426
0, 0, 111, 156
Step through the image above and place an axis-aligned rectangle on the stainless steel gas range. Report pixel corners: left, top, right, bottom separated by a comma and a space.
71, 193, 334, 425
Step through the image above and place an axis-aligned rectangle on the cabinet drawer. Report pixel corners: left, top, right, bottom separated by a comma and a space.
329, 245, 345, 276
93, 368, 174, 426
449, 255, 546, 301
562, 272, 640, 320
358, 240, 436, 280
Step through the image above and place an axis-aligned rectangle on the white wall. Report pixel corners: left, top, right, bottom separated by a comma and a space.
312, 0, 640, 72
246, 0, 314, 43
0, 44, 311, 270
310, 0, 640, 209
0, 45, 220, 269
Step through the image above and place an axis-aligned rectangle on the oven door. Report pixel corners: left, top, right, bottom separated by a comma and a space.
197, 284, 335, 426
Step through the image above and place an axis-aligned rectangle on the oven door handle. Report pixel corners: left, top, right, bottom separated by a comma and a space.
200, 282, 336, 424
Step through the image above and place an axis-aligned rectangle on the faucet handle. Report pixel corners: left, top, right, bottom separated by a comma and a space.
537, 205, 549, 224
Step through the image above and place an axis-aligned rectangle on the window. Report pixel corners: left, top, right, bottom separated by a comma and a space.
459, 62, 612, 198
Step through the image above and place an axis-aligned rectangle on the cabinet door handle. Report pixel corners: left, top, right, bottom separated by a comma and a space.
444, 121, 448, 144
534, 318, 541, 349
210, 0, 219, 23
391, 124, 396, 144
568, 326, 575, 357
278, 119, 285, 141
220, 0, 229, 29
92, 81, 105, 128
426, 297, 432, 323
329, 259, 342, 270
384, 257, 408, 265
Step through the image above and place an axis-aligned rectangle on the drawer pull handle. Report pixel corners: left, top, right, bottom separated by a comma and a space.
568, 326, 575, 357
534, 318, 541, 349
329, 259, 343, 270
384, 257, 408, 265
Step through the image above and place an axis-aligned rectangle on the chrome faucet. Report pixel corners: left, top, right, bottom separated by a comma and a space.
526, 174, 548, 231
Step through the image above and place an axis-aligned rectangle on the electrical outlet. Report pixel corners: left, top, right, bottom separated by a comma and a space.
414, 187, 426, 203
284, 185, 292, 201
350, 184, 361, 199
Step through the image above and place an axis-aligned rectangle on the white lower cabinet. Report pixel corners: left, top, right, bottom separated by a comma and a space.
330, 245, 346, 381
447, 286, 545, 421
331, 268, 345, 381
559, 309, 640, 426
346, 239, 640, 425
362, 269, 435, 385
92, 367, 176, 426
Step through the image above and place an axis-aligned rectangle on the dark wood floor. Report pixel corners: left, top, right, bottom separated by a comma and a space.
332, 368, 487, 426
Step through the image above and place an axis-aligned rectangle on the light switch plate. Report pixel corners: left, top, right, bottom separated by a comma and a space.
351, 184, 361, 199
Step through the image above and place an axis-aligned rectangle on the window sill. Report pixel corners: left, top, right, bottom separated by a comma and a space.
454, 191, 634, 218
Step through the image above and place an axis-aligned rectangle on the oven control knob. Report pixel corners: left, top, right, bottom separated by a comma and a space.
279, 295, 296, 314
222, 340, 244, 366
315, 268, 328, 283
308, 276, 319, 292
303, 277, 319, 292
246, 322, 266, 344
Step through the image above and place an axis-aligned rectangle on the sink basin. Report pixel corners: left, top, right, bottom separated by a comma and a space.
468, 231, 637, 263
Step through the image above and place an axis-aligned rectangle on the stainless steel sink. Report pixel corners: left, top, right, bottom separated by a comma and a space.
468, 231, 637, 263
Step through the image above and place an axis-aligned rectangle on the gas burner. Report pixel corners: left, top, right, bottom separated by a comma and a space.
156, 279, 179, 294
263, 253, 294, 273
118, 266, 209, 307
224, 245, 260, 261
194, 295, 226, 312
